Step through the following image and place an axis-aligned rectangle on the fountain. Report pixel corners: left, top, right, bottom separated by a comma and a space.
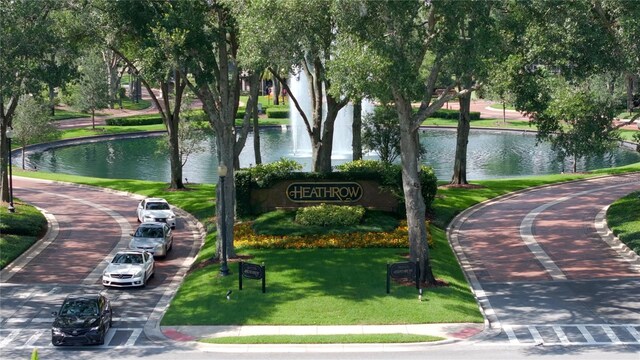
289, 72, 374, 159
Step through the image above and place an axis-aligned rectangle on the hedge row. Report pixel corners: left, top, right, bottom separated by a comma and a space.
430, 109, 481, 120
105, 115, 164, 126
266, 108, 289, 118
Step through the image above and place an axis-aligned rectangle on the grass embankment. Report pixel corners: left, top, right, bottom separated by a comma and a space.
201, 334, 444, 344
0, 200, 47, 269
606, 190, 640, 255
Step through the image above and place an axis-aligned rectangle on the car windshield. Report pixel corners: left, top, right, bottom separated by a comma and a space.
146, 202, 169, 210
112, 253, 143, 264
134, 227, 163, 238
60, 300, 99, 317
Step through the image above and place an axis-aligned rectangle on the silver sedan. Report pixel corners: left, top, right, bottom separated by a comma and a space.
128, 222, 174, 258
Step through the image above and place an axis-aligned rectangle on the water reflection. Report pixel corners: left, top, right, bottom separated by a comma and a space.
24, 129, 640, 183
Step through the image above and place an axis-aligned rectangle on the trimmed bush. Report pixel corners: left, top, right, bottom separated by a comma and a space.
424, 108, 481, 121
266, 108, 289, 119
105, 115, 163, 126
295, 204, 366, 226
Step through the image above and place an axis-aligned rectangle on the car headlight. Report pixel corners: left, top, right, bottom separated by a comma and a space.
89, 325, 100, 332
52, 327, 63, 334
103, 272, 111, 278
143, 214, 154, 220
168, 214, 175, 219
134, 270, 143, 277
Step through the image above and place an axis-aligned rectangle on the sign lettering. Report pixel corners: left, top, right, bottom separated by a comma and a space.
286, 182, 363, 202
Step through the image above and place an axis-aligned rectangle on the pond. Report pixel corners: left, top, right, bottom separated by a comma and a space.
22, 128, 640, 183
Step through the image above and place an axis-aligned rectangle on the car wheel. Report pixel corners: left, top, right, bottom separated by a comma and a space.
97, 329, 105, 345
51, 339, 61, 347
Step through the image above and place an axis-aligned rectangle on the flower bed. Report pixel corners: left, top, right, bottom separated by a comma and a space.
234, 220, 433, 249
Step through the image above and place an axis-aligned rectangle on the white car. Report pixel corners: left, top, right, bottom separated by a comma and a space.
137, 198, 176, 229
102, 251, 154, 288
128, 222, 174, 258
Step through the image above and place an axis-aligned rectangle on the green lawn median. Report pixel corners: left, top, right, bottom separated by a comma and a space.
606, 190, 640, 255
201, 334, 444, 344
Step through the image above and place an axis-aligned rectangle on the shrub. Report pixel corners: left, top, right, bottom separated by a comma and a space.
105, 115, 163, 126
295, 204, 366, 226
266, 108, 289, 118
428, 109, 481, 121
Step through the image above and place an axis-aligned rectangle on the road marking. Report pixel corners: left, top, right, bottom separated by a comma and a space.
552, 326, 569, 344
577, 325, 596, 344
499, 324, 640, 346
0, 330, 21, 348
602, 325, 622, 344
102, 327, 117, 346
4, 316, 148, 324
125, 328, 142, 347
626, 326, 640, 342
24, 329, 44, 347
527, 326, 543, 344
503, 325, 519, 344
519, 182, 635, 281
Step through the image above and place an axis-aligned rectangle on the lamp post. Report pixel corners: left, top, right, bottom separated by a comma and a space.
6, 127, 14, 213
218, 164, 229, 276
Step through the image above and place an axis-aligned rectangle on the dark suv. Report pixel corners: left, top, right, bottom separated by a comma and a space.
51, 294, 112, 346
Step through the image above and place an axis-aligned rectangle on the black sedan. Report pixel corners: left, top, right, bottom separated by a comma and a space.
51, 294, 112, 346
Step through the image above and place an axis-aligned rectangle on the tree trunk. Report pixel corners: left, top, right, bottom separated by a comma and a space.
91, 109, 95, 129
627, 73, 635, 112
395, 97, 436, 285
48, 83, 56, 116
253, 95, 262, 165
216, 130, 237, 261
450, 92, 471, 185
0, 120, 9, 203
352, 100, 362, 161
21, 146, 25, 170
273, 78, 280, 106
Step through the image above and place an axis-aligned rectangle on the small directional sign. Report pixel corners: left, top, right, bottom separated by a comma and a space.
239, 261, 266, 293
386, 261, 419, 293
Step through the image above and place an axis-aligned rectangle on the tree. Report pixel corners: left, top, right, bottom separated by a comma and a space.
1, 0, 61, 203
74, 51, 109, 129
443, 1, 503, 185
12, 96, 59, 169
98, 0, 193, 190
176, 0, 261, 261
535, 84, 621, 173
333, 0, 475, 285
362, 105, 402, 163
236, 0, 349, 173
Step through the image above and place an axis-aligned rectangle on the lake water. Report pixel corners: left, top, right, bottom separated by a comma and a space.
23, 128, 640, 183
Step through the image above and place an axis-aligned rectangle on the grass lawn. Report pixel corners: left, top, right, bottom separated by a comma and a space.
0, 200, 47, 269
422, 117, 537, 131
606, 190, 640, 255
59, 125, 167, 139
49, 109, 95, 121
201, 334, 444, 344
620, 129, 639, 142
121, 98, 151, 110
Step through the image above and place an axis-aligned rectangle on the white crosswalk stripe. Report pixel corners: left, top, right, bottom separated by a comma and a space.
499, 324, 640, 346
0, 327, 160, 349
